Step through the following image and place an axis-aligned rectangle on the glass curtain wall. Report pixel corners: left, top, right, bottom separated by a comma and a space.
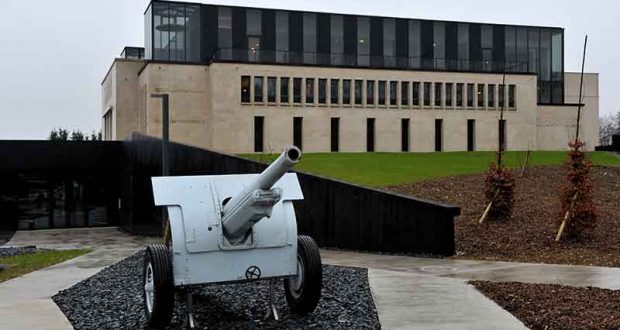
151, 2, 200, 62
147, 3, 564, 103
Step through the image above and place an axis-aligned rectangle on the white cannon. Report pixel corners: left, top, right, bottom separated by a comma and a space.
143, 147, 322, 328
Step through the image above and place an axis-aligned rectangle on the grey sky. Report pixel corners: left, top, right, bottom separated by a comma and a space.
0, 0, 617, 139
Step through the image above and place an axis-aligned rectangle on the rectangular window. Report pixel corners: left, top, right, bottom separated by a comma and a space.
466, 83, 474, 107
488, 84, 495, 108
499, 119, 507, 150
390, 81, 398, 106
343, 79, 352, 104
367, 118, 375, 152
280, 77, 290, 103
305, 78, 315, 104
247, 9, 262, 62
499, 84, 505, 109
331, 118, 339, 152
241, 76, 251, 102
445, 83, 453, 108
467, 119, 475, 151
355, 80, 363, 105
412, 82, 420, 106
456, 83, 464, 107
435, 119, 443, 152
275, 11, 289, 63
330, 15, 344, 65
303, 13, 317, 64
254, 77, 264, 102
293, 117, 303, 150
423, 82, 431, 107
366, 80, 375, 105
358, 17, 370, 66
318, 79, 327, 104
434, 83, 442, 107
217, 7, 232, 58
384, 18, 396, 67
477, 84, 485, 108
293, 78, 302, 103
267, 77, 277, 103
401, 118, 410, 152
401, 82, 409, 106
330, 79, 339, 104
378, 81, 386, 105
509, 84, 516, 108
254, 116, 264, 152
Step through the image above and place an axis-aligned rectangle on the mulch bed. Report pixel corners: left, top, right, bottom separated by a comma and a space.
471, 281, 620, 329
388, 166, 620, 267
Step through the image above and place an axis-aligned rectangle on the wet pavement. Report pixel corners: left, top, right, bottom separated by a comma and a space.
2, 228, 618, 329
321, 250, 620, 290
0, 227, 158, 330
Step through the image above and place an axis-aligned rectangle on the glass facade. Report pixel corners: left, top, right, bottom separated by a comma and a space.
145, 1, 565, 103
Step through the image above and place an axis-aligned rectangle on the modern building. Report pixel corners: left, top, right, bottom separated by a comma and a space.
102, 1, 599, 153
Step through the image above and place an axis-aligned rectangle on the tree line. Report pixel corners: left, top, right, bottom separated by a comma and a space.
48, 128, 102, 141
599, 112, 620, 146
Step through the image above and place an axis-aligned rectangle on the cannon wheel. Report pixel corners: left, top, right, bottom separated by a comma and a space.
143, 244, 174, 328
284, 235, 322, 314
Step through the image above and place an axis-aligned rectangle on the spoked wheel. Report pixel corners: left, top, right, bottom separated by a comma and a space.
284, 235, 322, 315
144, 244, 174, 328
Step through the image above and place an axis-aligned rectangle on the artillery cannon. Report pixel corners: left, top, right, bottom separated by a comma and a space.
143, 146, 322, 328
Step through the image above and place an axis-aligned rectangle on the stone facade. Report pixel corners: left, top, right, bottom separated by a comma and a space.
102, 60, 599, 153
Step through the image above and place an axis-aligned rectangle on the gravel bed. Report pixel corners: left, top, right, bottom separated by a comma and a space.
0, 246, 43, 258
472, 280, 620, 329
53, 251, 380, 329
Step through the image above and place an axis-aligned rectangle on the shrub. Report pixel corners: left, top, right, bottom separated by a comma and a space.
484, 158, 516, 220
558, 141, 597, 239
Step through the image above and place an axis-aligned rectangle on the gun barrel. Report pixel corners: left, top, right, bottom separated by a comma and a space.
221, 146, 301, 241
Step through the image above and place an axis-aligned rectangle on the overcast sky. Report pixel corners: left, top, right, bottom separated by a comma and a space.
0, 0, 618, 139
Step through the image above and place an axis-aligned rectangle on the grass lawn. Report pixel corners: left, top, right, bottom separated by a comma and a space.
242, 151, 620, 187
0, 249, 92, 283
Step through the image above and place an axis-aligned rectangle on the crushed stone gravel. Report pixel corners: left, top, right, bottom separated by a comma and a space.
53, 251, 380, 329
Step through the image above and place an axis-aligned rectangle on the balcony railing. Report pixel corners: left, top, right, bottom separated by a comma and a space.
121, 47, 146, 59
211, 48, 530, 73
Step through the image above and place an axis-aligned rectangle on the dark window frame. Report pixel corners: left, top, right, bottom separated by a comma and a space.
267, 76, 277, 102
254, 76, 264, 102
241, 75, 251, 102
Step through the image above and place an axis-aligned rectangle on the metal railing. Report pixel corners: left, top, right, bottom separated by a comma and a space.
212, 48, 530, 73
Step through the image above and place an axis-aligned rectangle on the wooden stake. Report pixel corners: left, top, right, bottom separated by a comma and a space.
479, 190, 500, 224
555, 192, 579, 241
520, 149, 531, 177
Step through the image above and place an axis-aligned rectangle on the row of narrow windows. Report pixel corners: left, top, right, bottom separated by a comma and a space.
253, 116, 507, 152
241, 76, 517, 110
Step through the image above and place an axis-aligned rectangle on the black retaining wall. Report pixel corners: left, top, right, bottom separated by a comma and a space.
0, 141, 125, 231
123, 134, 460, 256
0, 136, 460, 255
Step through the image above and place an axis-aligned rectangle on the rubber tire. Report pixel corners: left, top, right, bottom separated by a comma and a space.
144, 244, 174, 328
284, 235, 323, 315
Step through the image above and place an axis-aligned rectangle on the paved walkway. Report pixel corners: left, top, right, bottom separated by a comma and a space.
2, 229, 619, 329
0, 227, 157, 330
322, 250, 620, 329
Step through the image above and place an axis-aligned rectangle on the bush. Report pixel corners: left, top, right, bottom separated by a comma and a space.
558, 141, 597, 239
484, 158, 516, 220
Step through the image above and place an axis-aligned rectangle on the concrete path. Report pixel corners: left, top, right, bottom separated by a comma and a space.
369, 269, 526, 330
321, 250, 620, 290
322, 250, 620, 329
0, 227, 157, 330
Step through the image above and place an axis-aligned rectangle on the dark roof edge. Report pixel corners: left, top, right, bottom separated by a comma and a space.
146, 0, 564, 30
